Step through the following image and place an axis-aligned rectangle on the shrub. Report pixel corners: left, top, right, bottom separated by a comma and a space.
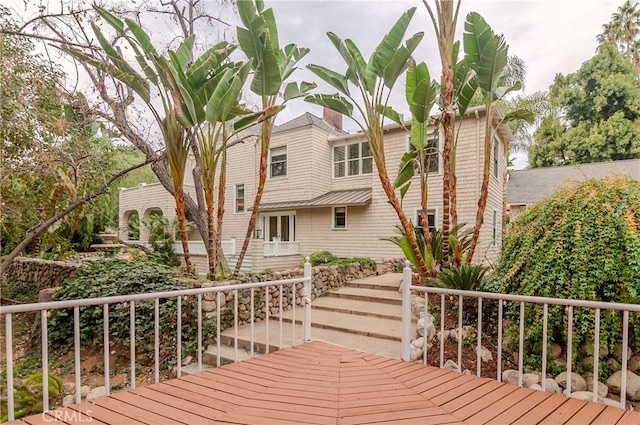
486, 177, 640, 368
47, 258, 216, 368
429, 264, 487, 291
301, 252, 376, 269
0, 374, 62, 422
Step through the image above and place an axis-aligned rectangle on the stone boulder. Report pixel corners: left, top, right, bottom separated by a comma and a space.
542, 378, 562, 394
86, 386, 106, 402
586, 380, 609, 398
606, 370, 640, 401
416, 313, 435, 340
523, 373, 539, 388
443, 360, 459, 372
555, 371, 587, 392
502, 369, 520, 386
629, 355, 640, 373
475, 345, 493, 363
569, 391, 604, 404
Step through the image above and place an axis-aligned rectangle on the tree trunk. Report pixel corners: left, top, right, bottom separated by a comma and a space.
466, 110, 493, 264
215, 149, 227, 278
174, 188, 194, 274
441, 67, 454, 269
235, 121, 272, 274
205, 188, 216, 277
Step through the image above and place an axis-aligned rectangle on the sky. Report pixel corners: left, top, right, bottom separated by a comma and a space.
7, 0, 623, 169
258, 0, 621, 169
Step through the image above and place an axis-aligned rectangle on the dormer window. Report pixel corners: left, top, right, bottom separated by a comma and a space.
269, 146, 287, 179
333, 141, 372, 178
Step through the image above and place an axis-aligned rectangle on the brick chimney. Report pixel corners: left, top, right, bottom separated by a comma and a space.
323, 107, 342, 131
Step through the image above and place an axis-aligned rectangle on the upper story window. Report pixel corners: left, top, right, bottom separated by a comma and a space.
270, 146, 287, 179
409, 133, 440, 175
333, 142, 373, 178
235, 184, 245, 213
493, 136, 499, 178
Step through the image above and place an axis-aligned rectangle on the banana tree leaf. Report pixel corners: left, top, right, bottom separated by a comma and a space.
304, 94, 354, 117
280, 44, 310, 81
398, 236, 420, 270
502, 108, 534, 124
95, 6, 125, 32
454, 56, 477, 115
306, 64, 350, 95
205, 68, 236, 124
166, 53, 201, 126
65, 47, 150, 103
395, 151, 418, 189
237, 0, 258, 28
463, 12, 508, 94
260, 7, 280, 54
406, 61, 436, 123
283, 81, 317, 101
377, 104, 403, 126
174, 35, 194, 70
343, 39, 371, 93
369, 7, 416, 77
410, 119, 429, 150
187, 42, 236, 88
326, 33, 365, 90
494, 81, 522, 99
90, 24, 150, 102
399, 181, 411, 203
124, 18, 158, 56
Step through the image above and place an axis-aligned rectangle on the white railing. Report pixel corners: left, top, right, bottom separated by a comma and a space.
1, 260, 312, 422
172, 239, 236, 256
399, 261, 640, 410
263, 240, 298, 257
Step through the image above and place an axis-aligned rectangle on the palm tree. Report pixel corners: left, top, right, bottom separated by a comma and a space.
598, 0, 640, 71
422, 0, 461, 269
305, 8, 430, 277
234, 0, 314, 274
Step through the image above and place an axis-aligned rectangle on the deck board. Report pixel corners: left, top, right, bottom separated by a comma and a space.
10, 341, 639, 425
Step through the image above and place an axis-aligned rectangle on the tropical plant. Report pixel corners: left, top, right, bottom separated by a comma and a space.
428, 264, 487, 291
598, 0, 640, 72
145, 214, 178, 266
305, 7, 429, 276
0, 373, 62, 422
461, 12, 532, 263
234, 0, 314, 274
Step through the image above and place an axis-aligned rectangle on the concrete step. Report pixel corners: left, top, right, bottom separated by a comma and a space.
181, 362, 213, 375
345, 275, 402, 292
272, 308, 413, 342
218, 321, 403, 359
310, 296, 403, 320
326, 286, 402, 305
202, 343, 253, 366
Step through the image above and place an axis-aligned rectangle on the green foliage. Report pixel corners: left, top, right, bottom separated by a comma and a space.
429, 264, 487, 291
0, 374, 62, 422
47, 258, 216, 368
145, 215, 178, 266
302, 252, 376, 269
530, 43, 640, 167
487, 177, 640, 365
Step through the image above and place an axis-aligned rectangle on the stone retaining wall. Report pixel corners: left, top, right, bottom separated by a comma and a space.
1, 257, 81, 290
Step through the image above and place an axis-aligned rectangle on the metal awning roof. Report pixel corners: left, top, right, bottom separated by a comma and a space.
259, 188, 372, 211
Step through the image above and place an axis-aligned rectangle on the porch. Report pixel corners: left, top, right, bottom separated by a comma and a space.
11, 341, 639, 424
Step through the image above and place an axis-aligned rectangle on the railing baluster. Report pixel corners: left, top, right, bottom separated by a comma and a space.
423, 292, 428, 365
567, 305, 573, 396
542, 303, 548, 392
266, 286, 270, 354
234, 290, 238, 362
621, 310, 629, 408
197, 294, 202, 371
477, 297, 482, 377
130, 301, 136, 389
518, 302, 524, 387
154, 299, 159, 383
292, 283, 296, 346
498, 300, 503, 382
5, 313, 14, 421
592, 308, 600, 403
216, 291, 221, 368
103, 304, 110, 396
177, 295, 182, 377
41, 310, 49, 412
279, 285, 283, 350
74, 306, 81, 403
458, 295, 463, 373
440, 294, 445, 368
250, 288, 255, 357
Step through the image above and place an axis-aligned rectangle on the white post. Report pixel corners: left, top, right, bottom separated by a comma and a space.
401, 260, 412, 361
303, 257, 312, 342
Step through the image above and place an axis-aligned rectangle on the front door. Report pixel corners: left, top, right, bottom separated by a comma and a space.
262, 212, 295, 241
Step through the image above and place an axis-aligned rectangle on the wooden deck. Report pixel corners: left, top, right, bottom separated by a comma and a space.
11, 341, 640, 424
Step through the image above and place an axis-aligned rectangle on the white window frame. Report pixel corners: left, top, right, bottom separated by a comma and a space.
492, 210, 498, 246
332, 141, 373, 178
415, 208, 437, 231
493, 136, 500, 179
261, 211, 296, 241
332, 206, 347, 230
269, 145, 288, 179
407, 132, 441, 176
234, 184, 245, 214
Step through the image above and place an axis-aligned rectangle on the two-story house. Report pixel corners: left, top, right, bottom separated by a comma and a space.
119, 105, 511, 273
